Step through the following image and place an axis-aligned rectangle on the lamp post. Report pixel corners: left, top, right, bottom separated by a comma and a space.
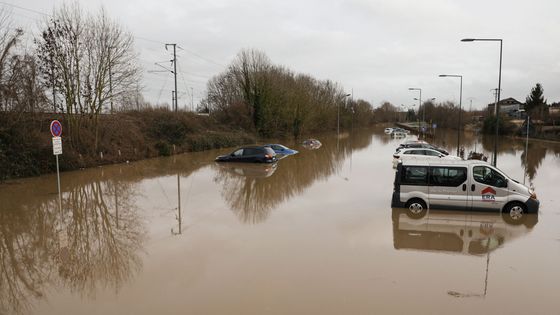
439, 74, 463, 155
338, 93, 351, 135
461, 38, 502, 166
409, 88, 422, 135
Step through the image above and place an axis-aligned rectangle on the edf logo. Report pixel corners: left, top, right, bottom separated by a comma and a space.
481, 187, 496, 202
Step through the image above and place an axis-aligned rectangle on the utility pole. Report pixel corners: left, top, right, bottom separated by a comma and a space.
191, 87, 194, 111
109, 46, 113, 114
166, 43, 178, 112
135, 83, 140, 110
51, 54, 56, 113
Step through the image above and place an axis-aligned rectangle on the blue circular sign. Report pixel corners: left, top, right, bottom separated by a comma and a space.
50, 120, 62, 137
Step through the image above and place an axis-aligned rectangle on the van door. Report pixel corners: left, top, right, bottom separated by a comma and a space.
469, 165, 509, 211
428, 166, 469, 210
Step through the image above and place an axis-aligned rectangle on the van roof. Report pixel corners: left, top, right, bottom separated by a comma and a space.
400, 159, 490, 167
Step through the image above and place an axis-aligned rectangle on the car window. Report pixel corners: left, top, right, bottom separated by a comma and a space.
232, 149, 243, 156
430, 167, 467, 186
411, 150, 424, 155
243, 148, 258, 156
425, 150, 440, 156
473, 166, 506, 187
401, 166, 428, 185
272, 145, 282, 150
264, 147, 275, 155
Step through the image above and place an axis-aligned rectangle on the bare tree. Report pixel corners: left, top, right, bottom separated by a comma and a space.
37, 3, 141, 149
0, 8, 24, 111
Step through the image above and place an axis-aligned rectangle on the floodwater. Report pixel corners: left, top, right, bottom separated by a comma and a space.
1, 127, 559, 314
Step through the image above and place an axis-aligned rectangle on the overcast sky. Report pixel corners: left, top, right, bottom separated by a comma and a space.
6, 0, 560, 110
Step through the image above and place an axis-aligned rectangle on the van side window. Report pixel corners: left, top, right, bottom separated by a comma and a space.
473, 166, 507, 187
430, 167, 467, 187
401, 166, 428, 185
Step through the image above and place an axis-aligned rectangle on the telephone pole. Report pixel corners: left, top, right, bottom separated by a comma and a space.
166, 43, 178, 112
109, 46, 113, 114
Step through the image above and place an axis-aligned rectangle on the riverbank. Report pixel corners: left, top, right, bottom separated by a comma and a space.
0, 109, 257, 181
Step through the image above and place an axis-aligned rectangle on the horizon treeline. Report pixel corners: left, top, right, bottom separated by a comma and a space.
201, 49, 375, 138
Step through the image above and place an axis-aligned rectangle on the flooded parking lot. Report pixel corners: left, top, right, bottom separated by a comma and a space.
1, 127, 560, 314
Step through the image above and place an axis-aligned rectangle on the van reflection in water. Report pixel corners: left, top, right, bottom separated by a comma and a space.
391, 207, 538, 255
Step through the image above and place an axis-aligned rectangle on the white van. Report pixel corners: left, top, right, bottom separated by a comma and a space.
391, 160, 539, 222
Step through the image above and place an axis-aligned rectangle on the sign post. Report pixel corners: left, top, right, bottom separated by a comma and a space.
50, 120, 63, 211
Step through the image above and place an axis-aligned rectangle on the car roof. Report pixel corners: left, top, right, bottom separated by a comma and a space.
237, 145, 267, 149
398, 147, 439, 152
401, 140, 427, 145
400, 159, 489, 167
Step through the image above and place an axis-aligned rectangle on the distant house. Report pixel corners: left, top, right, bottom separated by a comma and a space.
549, 102, 560, 116
487, 97, 525, 117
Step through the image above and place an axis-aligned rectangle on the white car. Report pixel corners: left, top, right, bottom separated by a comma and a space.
384, 127, 395, 134
393, 148, 462, 168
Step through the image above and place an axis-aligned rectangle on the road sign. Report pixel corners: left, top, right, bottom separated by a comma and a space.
52, 137, 62, 155
50, 120, 62, 137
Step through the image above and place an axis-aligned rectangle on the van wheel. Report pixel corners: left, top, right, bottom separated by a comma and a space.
502, 202, 526, 225
405, 199, 427, 219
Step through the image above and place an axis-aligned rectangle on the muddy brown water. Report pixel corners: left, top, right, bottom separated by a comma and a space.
1, 127, 559, 314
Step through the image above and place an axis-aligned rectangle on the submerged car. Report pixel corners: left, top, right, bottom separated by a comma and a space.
215, 146, 277, 163
264, 144, 299, 156
302, 139, 322, 150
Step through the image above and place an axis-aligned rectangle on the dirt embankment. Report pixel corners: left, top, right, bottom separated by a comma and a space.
0, 109, 256, 180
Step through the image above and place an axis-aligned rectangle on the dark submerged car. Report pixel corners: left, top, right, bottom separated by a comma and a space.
215, 146, 277, 163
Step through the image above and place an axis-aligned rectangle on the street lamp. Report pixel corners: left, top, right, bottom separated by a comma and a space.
409, 88, 422, 135
338, 93, 351, 135
439, 74, 463, 156
461, 38, 502, 166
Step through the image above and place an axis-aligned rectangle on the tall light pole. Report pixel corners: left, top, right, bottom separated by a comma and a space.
461, 38, 502, 166
409, 88, 422, 135
439, 74, 463, 155
338, 93, 351, 135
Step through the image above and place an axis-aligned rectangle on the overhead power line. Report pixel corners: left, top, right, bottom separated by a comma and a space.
0, 1, 49, 16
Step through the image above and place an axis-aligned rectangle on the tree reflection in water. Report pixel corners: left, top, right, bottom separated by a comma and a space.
213, 132, 373, 224
57, 179, 144, 296
0, 172, 144, 314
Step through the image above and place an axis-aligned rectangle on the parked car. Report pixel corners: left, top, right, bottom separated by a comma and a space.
384, 127, 395, 134
392, 148, 461, 168
392, 127, 410, 134
264, 144, 299, 156
396, 141, 449, 155
391, 130, 407, 138
215, 146, 277, 163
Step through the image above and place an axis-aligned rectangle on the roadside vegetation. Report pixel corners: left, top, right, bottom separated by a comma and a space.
1, 3, 559, 181
0, 4, 380, 180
